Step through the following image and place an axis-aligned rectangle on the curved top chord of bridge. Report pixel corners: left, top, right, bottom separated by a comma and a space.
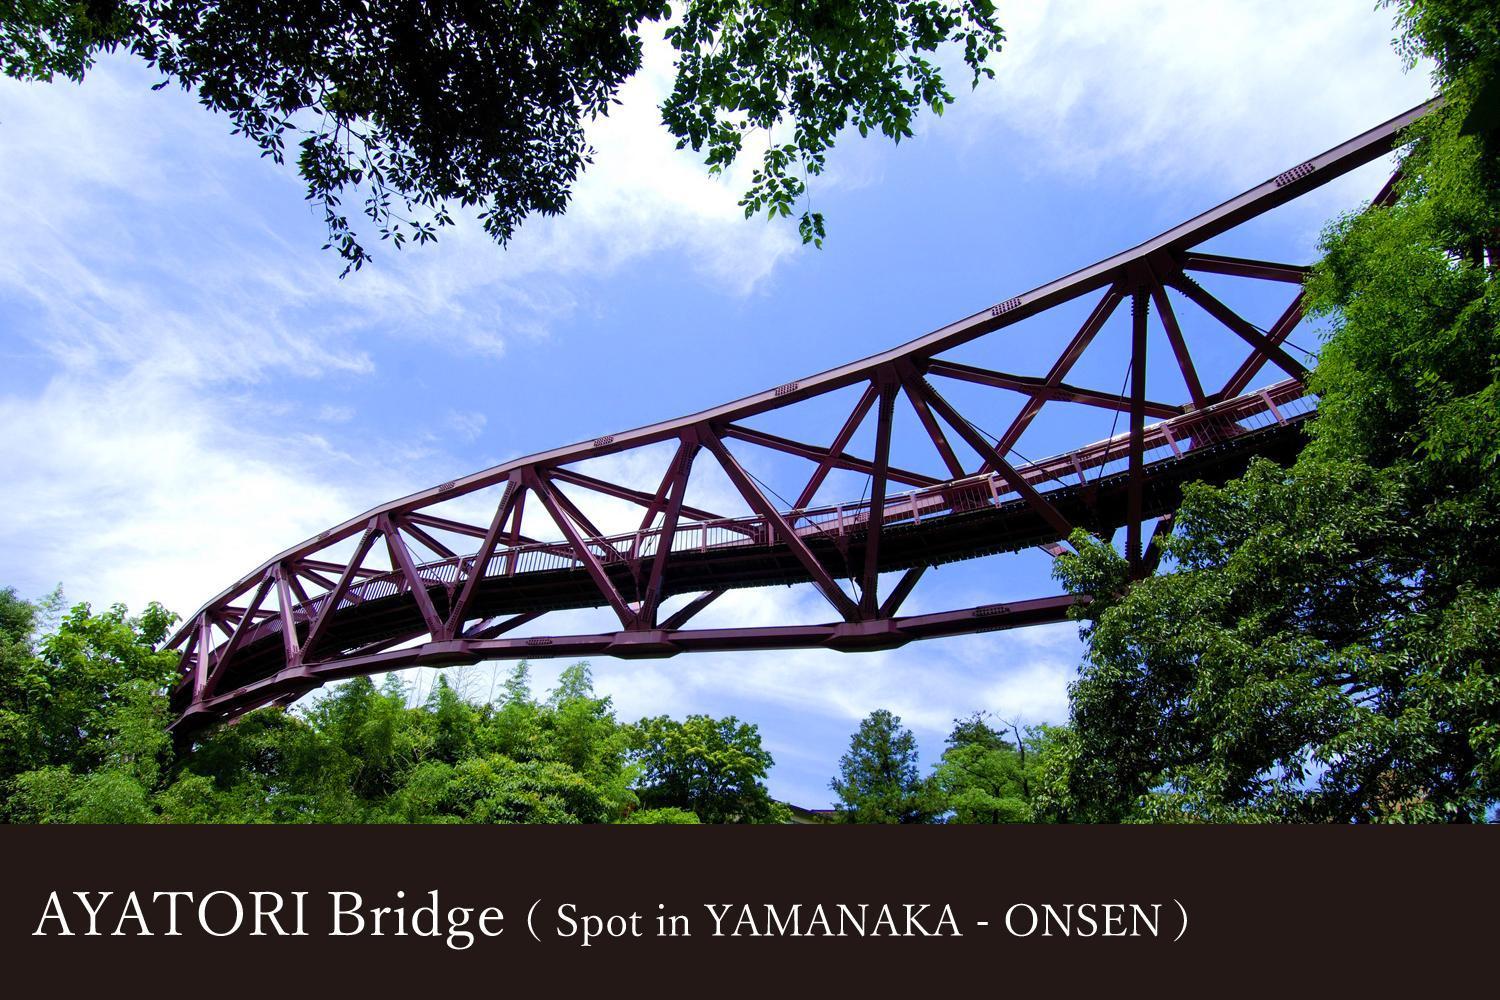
165, 101, 1435, 736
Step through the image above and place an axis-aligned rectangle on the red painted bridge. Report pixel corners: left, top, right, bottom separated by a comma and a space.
165, 102, 1433, 736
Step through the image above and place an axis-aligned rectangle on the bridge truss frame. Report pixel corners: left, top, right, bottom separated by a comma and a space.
164, 101, 1434, 735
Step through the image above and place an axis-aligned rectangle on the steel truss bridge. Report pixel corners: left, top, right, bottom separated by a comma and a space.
165, 102, 1434, 736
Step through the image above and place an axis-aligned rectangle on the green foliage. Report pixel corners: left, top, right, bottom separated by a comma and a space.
390, 755, 616, 825
0, 586, 179, 823
626, 713, 785, 823
621, 806, 701, 824
0, 0, 135, 80
1041, 0, 1500, 824
823, 708, 1059, 823
829, 708, 937, 822
661, 0, 1003, 247
1, 601, 789, 824
929, 713, 1052, 823
2, 0, 1004, 270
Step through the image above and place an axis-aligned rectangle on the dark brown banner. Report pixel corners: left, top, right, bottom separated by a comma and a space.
1, 825, 1491, 991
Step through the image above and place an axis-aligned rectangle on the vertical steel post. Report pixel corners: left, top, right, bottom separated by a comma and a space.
1127, 288, 1149, 572
861, 371, 899, 618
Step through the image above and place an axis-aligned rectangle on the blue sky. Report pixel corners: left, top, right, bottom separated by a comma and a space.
0, 1, 1433, 807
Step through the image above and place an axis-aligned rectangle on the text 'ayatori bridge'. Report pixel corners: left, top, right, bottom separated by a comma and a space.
165, 102, 1435, 736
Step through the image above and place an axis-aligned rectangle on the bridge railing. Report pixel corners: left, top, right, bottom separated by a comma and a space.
261, 378, 1315, 634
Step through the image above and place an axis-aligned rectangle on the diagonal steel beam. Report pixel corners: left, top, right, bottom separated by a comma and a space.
860, 375, 899, 617
302, 523, 380, 663
723, 423, 940, 489
1142, 514, 1176, 577
298, 557, 385, 579
551, 465, 729, 526
203, 572, 275, 697
540, 474, 631, 560
996, 286, 1125, 456
1168, 273, 1308, 383
640, 441, 699, 628
396, 517, 457, 560
878, 566, 927, 619
1181, 252, 1310, 283
505, 488, 528, 574
793, 382, 880, 509
924, 358, 1180, 419
898, 363, 967, 480
1147, 279, 1208, 410
700, 425, 861, 622
403, 511, 490, 541
294, 564, 340, 592
464, 610, 544, 640
380, 515, 445, 638
273, 564, 302, 666
913, 379, 1076, 540
660, 589, 725, 630
528, 470, 639, 627
633, 440, 692, 538
284, 569, 313, 611
341, 628, 431, 661
1220, 292, 1306, 399
191, 614, 212, 701
444, 479, 522, 636
165, 618, 196, 653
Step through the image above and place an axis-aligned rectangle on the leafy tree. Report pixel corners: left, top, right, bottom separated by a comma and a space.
481, 661, 552, 764
627, 713, 784, 823
166, 706, 363, 822
1040, 0, 1500, 823
0, 586, 45, 782
830, 708, 935, 823
1, 597, 793, 824
1, 587, 179, 823
538, 662, 636, 816
392, 755, 615, 824
426, 675, 479, 765
929, 713, 1050, 823
2, 1, 1005, 272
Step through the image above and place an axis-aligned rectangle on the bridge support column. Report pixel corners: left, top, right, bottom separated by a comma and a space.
860, 370, 900, 618
1127, 287, 1149, 574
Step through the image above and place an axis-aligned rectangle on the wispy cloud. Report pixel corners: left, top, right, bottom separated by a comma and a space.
958, 0, 1432, 190
0, 372, 386, 616
317, 404, 355, 424
445, 409, 489, 444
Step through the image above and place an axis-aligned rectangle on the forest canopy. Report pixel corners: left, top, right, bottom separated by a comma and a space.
0, 587, 1054, 824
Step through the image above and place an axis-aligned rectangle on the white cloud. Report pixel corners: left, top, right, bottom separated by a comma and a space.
0, 25, 798, 388
0, 372, 391, 617
952, 0, 1432, 197
317, 404, 355, 424
445, 409, 489, 444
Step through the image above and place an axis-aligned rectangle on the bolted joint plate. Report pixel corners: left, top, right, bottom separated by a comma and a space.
607, 630, 681, 659
825, 620, 911, 653
413, 640, 482, 668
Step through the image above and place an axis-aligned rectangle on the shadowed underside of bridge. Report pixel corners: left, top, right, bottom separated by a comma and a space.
165, 101, 1434, 737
